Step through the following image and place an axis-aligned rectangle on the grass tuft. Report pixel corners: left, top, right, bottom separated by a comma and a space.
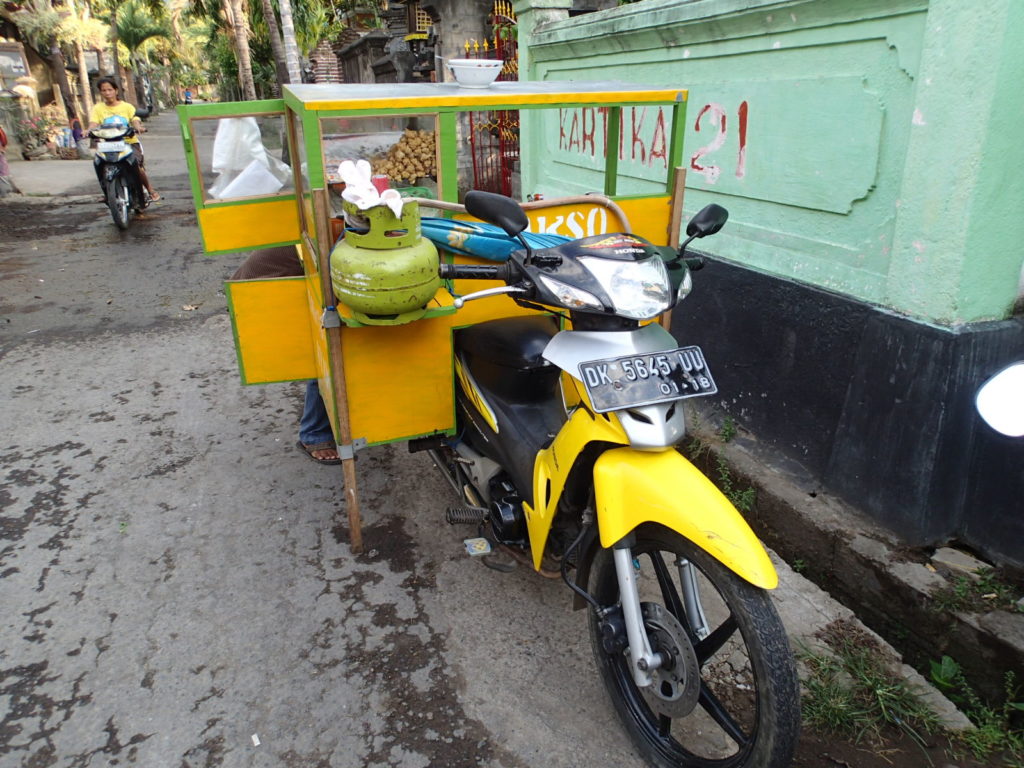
930, 656, 1024, 764
714, 456, 755, 512
800, 620, 941, 757
803, 622, 1024, 766
930, 568, 1024, 615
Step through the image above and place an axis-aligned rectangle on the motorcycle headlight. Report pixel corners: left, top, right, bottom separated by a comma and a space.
579, 255, 672, 320
538, 274, 603, 311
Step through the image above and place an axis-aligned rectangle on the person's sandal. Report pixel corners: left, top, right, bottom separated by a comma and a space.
296, 440, 342, 465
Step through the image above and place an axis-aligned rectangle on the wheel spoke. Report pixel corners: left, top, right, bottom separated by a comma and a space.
590, 531, 799, 765
698, 681, 750, 747
648, 550, 686, 621
694, 614, 738, 663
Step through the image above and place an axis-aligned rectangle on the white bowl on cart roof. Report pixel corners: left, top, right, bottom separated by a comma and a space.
446, 59, 503, 88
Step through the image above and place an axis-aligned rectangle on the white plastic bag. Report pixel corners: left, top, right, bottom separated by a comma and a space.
217, 158, 285, 199
208, 117, 291, 199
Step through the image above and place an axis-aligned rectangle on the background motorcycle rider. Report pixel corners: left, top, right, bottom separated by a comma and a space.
88, 78, 160, 202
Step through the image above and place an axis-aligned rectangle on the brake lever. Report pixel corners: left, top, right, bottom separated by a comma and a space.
453, 285, 527, 308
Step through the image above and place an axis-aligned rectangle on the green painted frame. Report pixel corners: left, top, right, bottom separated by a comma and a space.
278, 93, 688, 207
177, 100, 294, 207
178, 87, 688, 258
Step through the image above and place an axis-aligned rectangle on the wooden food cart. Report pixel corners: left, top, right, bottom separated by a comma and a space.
177, 81, 689, 552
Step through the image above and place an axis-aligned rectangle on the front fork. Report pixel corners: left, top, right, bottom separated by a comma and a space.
611, 541, 710, 688
613, 544, 660, 687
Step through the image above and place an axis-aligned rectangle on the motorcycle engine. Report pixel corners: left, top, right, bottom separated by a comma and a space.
488, 477, 526, 546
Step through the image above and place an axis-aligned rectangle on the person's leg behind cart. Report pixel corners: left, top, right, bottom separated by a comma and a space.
297, 380, 340, 464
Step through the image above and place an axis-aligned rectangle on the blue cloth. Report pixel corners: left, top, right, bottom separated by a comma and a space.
299, 380, 333, 445
420, 216, 570, 262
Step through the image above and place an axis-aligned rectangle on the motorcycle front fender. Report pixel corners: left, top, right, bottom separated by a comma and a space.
524, 406, 630, 572
593, 448, 778, 589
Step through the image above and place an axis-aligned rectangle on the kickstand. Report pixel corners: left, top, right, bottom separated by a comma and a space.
482, 551, 517, 573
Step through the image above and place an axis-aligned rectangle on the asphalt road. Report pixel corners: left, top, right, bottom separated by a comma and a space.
0, 109, 960, 768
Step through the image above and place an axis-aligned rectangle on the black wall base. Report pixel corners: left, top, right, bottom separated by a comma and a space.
671, 257, 1024, 568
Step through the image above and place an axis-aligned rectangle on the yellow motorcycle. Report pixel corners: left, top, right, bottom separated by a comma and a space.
420, 191, 800, 768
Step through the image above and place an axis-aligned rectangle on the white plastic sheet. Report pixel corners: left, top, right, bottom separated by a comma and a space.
208, 117, 291, 200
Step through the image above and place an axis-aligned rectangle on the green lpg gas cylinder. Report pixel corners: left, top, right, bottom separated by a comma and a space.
330, 200, 441, 324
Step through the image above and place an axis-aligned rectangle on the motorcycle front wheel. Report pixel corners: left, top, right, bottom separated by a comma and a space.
588, 524, 799, 768
107, 174, 130, 230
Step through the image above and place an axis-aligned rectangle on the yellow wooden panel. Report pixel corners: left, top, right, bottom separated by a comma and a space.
226, 277, 317, 384
198, 198, 301, 253
341, 318, 455, 444
523, 203, 630, 240
613, 196, 672, 246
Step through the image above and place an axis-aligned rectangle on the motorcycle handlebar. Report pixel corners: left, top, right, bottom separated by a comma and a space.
439, 263, 512, 281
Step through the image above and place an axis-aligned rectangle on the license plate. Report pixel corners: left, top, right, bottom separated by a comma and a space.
578, 346, 717, 413
97, 141, 127, 152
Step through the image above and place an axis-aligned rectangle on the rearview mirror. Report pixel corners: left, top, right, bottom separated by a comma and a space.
686, 204, 729, 238
465, 190, 529, 238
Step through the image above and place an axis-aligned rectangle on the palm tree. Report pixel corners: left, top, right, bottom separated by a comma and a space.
277, 0, 301, 84
92, 0, 162, 95
116, 0, 171, 107
255, 0, 289, 91
226, 0, 257, 99
166, 0, 211, 97
63, 0, 109, 118
188, 0, 257, 100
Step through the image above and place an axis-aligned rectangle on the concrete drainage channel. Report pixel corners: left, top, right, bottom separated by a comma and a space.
684, 424, 1024, 707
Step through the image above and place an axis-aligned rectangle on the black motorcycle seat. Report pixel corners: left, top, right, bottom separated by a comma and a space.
455, 315, 558, 370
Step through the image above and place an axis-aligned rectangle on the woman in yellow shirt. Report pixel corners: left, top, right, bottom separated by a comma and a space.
88, 77, 160, 202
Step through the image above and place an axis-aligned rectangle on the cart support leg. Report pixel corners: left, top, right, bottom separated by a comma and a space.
341, 457, 363, 553
313, 187, 364, 553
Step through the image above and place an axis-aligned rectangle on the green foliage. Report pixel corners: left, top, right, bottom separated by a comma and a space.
59, 13, 110, 49
204, 27, 244, 100
117, 0, 171, 55
929, 655, 960, 689
792, 558, 808, 574
930, 568, 1024, 615
930, 656, 1024, 763
717, 414, 737, 443
292, 0, 340, 57
685, 435, 707, 462
13, 108, 64, 148
800, 620, 941, 753
7, 0, 62, 49
164, 2, 213, 89
715, 457, 756, 512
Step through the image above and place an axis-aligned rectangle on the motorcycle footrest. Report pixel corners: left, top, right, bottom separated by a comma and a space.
463, 537, 493, 557
446, 505, 488, 525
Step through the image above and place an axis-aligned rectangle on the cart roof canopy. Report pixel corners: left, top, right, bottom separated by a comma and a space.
283, 82, 688, 112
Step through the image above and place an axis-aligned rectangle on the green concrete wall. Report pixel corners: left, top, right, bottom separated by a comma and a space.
514, 0, 1024, 325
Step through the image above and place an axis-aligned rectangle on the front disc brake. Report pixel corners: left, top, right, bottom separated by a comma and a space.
639, 602, 701, 718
